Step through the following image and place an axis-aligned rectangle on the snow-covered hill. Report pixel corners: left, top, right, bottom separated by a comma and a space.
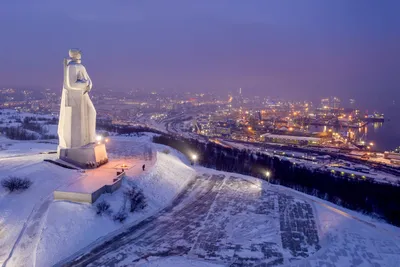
0, 135, 399, 267
0, 109, 58, 142
35, 146, 196, 267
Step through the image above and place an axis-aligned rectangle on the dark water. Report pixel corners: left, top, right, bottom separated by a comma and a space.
363, 104, 399, 151
308, 104, 399, 152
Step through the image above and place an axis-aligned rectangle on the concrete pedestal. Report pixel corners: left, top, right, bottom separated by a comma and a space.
59, 143, 108, 169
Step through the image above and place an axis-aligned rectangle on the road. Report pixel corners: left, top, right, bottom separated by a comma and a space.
60, 174, 320, 267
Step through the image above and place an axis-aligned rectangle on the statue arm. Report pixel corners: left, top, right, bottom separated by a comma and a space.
81, 68, 92, 95
66, 65, 90, 90
84, 69, 93, 93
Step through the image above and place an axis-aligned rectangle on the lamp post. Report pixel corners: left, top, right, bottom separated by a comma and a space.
191, 154, 197, 165
266, 170, 271, 184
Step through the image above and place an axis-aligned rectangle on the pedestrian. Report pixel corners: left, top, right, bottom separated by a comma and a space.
142, 164, 145, 171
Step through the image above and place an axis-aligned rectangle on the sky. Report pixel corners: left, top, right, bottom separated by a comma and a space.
0, 0, 399, 108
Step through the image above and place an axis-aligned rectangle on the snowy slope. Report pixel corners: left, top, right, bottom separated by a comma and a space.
34, 138, 196, 267
136, 256, 224, 267
1, 134, 399, 267
0, 153, 82, 266
57, 166, 400, 267
0, 136, 56, 158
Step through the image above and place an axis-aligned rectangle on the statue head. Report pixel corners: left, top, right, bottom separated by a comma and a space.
69, 49, 82, 62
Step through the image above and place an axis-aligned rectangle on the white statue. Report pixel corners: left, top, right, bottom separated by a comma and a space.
58, 49, 96, 149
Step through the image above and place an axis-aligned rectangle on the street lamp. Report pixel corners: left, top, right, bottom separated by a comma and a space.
191, 154, 197, 165
266, 170, 271, 184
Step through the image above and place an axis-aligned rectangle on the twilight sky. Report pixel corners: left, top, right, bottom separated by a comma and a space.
0, 0, 399, 107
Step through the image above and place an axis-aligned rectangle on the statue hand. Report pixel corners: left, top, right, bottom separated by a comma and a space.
83, 85, 91, 95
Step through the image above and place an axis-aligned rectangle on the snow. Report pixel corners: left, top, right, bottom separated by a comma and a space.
0, 137, 56, 158
136, 256, 223, 267
134, 151, 194, 211
0, 153, 82, 267
269, 184, 400, 267
34, 136, 196, 267
45, 124, 58, 136
0, 133, 399, 267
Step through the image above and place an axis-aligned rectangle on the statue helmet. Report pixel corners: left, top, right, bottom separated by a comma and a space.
69, 48, 81, 60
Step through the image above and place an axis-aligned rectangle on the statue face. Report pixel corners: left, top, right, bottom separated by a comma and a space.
69, 49, 82, 61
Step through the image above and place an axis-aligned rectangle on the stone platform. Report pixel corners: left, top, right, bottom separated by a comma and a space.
59, 143, 108, 169
53, 159, 136, 204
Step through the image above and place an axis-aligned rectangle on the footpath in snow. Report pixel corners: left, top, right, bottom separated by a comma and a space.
61, 169, 400, 267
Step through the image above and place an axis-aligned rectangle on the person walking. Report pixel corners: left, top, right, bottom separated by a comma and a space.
142, 164, 145, 171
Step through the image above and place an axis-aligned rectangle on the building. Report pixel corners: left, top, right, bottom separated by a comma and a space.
215, 126, 231, 136
332, 97, 340, 109
321, 98, 330, 109
384, 152, 400, 161
321, 97, 340, 109
260, 133, 321, 146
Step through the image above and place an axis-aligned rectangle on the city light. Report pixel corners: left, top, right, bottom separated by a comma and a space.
192, 154, 197, 160
369, 142, 374, 146
96, 135, 103, 142
105, 138, 109, 143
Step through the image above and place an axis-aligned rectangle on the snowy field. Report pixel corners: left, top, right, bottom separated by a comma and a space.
1, 134, 399, 267
0, 152, 82, 266
0, 136, 56, 158
61, 168, 400, 267
0, 134, 195, 267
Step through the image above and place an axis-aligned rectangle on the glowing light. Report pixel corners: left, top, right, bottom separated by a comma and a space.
266, 171, 271, 177
105, 138, 109, 143
96, 135, 103, 141
369, 142, 374, 146
192, 154, 197, 160
248, 126, 252, 131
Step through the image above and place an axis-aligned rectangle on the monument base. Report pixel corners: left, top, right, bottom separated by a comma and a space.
58, 143, 108, 169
